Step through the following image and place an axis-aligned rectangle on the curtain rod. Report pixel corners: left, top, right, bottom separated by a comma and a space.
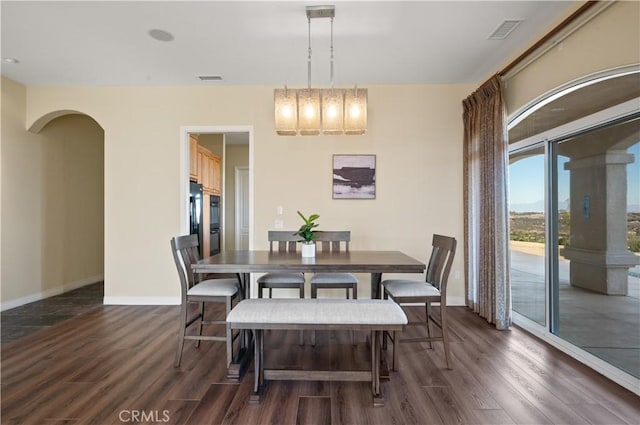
498, 1, 599, 77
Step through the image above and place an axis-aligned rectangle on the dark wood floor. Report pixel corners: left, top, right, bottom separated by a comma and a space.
1, 299, 638, 424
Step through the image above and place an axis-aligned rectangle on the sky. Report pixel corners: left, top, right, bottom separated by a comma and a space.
509, 142, 640, 212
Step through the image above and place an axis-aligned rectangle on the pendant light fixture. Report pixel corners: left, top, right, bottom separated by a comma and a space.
273, 5, 367, 136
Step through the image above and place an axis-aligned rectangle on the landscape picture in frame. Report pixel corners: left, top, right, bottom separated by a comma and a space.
333, 154, 376, 199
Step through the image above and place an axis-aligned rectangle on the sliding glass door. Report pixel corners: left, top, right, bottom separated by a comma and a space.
509, 145, 546, 326
553, 119, 640, 378
507, 68, 640, 385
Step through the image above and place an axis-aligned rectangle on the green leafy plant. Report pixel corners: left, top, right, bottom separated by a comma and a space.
294, 210, 320, 243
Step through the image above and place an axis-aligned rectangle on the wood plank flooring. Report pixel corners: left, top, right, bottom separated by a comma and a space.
1, 303, 638, 424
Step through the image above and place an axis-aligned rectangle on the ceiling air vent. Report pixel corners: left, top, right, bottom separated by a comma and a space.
198, 75, 223, 81
488, 19, 523, 40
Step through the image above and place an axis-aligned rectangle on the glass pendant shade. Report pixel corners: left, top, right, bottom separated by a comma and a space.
297, 88, 321, 135
321, 89, 344, 135
344, 88, 368, 135
274, 88, 298, 135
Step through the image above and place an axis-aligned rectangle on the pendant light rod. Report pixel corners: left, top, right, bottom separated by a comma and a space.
330, 16, 334, 90
307, 15, 312, 90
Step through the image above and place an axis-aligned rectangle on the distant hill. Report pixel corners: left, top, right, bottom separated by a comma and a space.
510, 200, 640, 213
510, 199, 568, 213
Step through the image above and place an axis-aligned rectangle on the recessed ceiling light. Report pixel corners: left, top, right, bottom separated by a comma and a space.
148, 29, 174, 42
3, 57, 19, 64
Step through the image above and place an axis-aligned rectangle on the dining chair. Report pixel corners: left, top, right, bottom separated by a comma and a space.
171, 234, 240, 368
381, 234, 456, 370
257, 231, 306, 298
256, 230, 306, 344
309, 230, 358, 345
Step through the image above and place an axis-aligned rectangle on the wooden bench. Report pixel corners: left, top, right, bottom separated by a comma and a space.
226, 298, 407, 406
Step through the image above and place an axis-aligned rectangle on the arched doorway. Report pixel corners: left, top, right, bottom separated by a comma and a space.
30, 112, 105, 300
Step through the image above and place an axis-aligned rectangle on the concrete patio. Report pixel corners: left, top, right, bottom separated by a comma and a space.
510, 241, 640, 378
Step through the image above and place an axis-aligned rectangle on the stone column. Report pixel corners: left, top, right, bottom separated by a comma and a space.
561, 151, 639, 295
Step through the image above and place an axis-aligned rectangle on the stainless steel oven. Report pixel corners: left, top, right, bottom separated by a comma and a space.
210, 195, 221, 256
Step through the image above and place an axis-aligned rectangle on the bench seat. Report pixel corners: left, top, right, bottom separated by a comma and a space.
227, 298, 407, 406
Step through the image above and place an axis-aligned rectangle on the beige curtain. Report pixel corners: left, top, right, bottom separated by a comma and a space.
462, 75, 511, 330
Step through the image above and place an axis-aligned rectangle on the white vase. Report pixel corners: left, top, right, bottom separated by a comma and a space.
301, 242, 316, 258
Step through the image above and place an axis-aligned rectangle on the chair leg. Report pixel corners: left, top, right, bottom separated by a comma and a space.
425, 302, 433, 349
350, 285, 357, 346
299, 283, 305, 346
196, 302, 205, 348
174, 301, 188, 367
310, 284, 317, 346
440, 306, 452, 370
225, 297, 234, 367
392, 330, 398, 371
257, 283, 263, 299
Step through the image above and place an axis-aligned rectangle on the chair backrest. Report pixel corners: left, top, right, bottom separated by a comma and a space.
267, 230, 303, 253
171, 235, 201, 300
425, 234, 457, 297
314, 230, 350, 253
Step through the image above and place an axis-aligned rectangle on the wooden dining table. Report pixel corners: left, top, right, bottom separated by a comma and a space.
192, 250, 426, 379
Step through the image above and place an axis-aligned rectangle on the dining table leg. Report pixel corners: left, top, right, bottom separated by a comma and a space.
227, 272, 254, 381
370, 273, 383, 299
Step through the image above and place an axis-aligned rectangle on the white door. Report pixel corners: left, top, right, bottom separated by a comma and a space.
235, 166, 250, 250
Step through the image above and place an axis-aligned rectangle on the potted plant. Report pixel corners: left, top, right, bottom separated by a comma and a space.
295, 210, 320, 258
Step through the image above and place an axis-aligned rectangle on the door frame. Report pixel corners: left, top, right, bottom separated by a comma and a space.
235, 166, 250, 250
179, 125, 254, 250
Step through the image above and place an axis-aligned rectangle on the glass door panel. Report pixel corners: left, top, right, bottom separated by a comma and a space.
554, 118, 640, 378
509, 145, 546, 326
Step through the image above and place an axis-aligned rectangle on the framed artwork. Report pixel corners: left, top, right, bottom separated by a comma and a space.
332, 154, 376, 199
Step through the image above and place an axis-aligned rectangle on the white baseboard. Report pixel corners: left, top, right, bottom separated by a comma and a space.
103, 296, 180, 305
1, 275, 104, 311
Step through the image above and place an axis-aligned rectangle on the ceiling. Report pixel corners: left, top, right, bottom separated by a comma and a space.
1, 1, 577, 87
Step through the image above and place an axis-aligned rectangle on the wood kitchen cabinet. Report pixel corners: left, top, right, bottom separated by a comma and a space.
189, 134, 199, 181
210, 155, 222, 194
196, 145, 221, 195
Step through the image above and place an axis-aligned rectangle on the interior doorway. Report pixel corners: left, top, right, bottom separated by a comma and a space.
179, 126, 253, 252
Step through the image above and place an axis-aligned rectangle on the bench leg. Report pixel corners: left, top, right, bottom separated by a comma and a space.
371, 330, 384, 407
250, 329, 264, 404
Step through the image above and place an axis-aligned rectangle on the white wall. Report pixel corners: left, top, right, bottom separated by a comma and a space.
506, 1, 640, 114
13, 83, 471, 305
